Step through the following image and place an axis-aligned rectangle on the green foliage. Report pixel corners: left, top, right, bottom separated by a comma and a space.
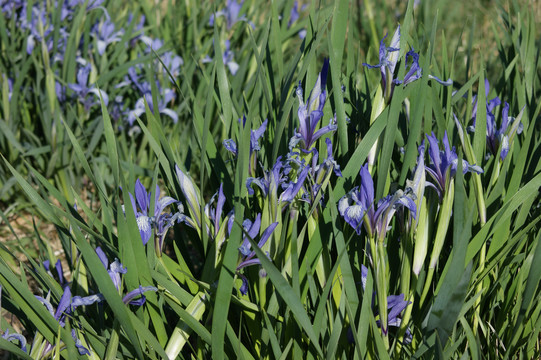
1, 0, 540, 359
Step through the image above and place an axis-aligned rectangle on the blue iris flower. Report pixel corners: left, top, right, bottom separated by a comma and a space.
68, 62, 109, 110
339, 164, 416, 239
95, 247, 158, 306
234, 216, 278, 295
363, 26, 425, 101
467, 80, 523, 161
425, 131, 483, 199
359, 265, 412, 343
290, 58, 337, 152
127, 179, 179, 245
209, 0, 252, 30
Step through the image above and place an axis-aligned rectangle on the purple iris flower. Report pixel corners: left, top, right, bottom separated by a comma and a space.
126, 13, 146, 46
224, 116, 267, 156
224, 116, 267, 175
141, 36, 164, 53
127, 179, 178, 245
470, 79, 501, 123
363, 26, 424, 101
287, 1, 307, 38
68, 63, 109, 110
204, 183, 228, 240
1, 329, 27, 353
127, 87, 178, 125
313, 138, 342, 178
0, 286, 27, 353
235, 217, 278, 295
425, 132, 483, 199
246, 156, 286, 198
42, 259, 66, 286
95, 247, 158, 306
467, 81, 523, 161
1, 0, 24, 18
481, 102, 523, 161
394, 49, 422, 86
95, 247, 127, 291
304, 138, 342, 205
222, 40, 239, 75
209, 0, 248, 30
55, 81, 66, 103
279, 164, 310, 203
246, 155, 309, 207
161, 51, 184, 80
362, 26, 401, 97
22, 4, 69, 60
358, 265, 412, 342
203, 40, 239, 75
290, 58, 337, 152
339, 164, 416, 239
122, 285, 159, 306
35, 286, 100, 356
92, 18, 124, 55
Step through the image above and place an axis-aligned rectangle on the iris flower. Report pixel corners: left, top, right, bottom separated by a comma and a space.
425, 132, 483, 199
209, 0, 249, 30
302, 138, 342, 206
287, 1, 307, 38
36, 286, 100, 355
224, 116, 267, 174
359, 265, 412, 342
1, 286, 27, 353
467, 81, 523, 161
290, 58, 337, 152
95, 247, 158, 306
1, 329, 27, 353
363, 26, 424, 100
203, 40, 239, 75
68, 63, 109, 110
204, 183, 231, 247
339, 164, 416, 239
235, 216, 278, 295
92, 18, 124, 55
127, 87, 178, 125
127, 179, 179, 245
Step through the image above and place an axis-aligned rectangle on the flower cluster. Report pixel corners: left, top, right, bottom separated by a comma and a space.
468, 80, 524, 161
2, 0, 183, 130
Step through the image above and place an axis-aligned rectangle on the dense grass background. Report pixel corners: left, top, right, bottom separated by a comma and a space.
0, 0, 540, 358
